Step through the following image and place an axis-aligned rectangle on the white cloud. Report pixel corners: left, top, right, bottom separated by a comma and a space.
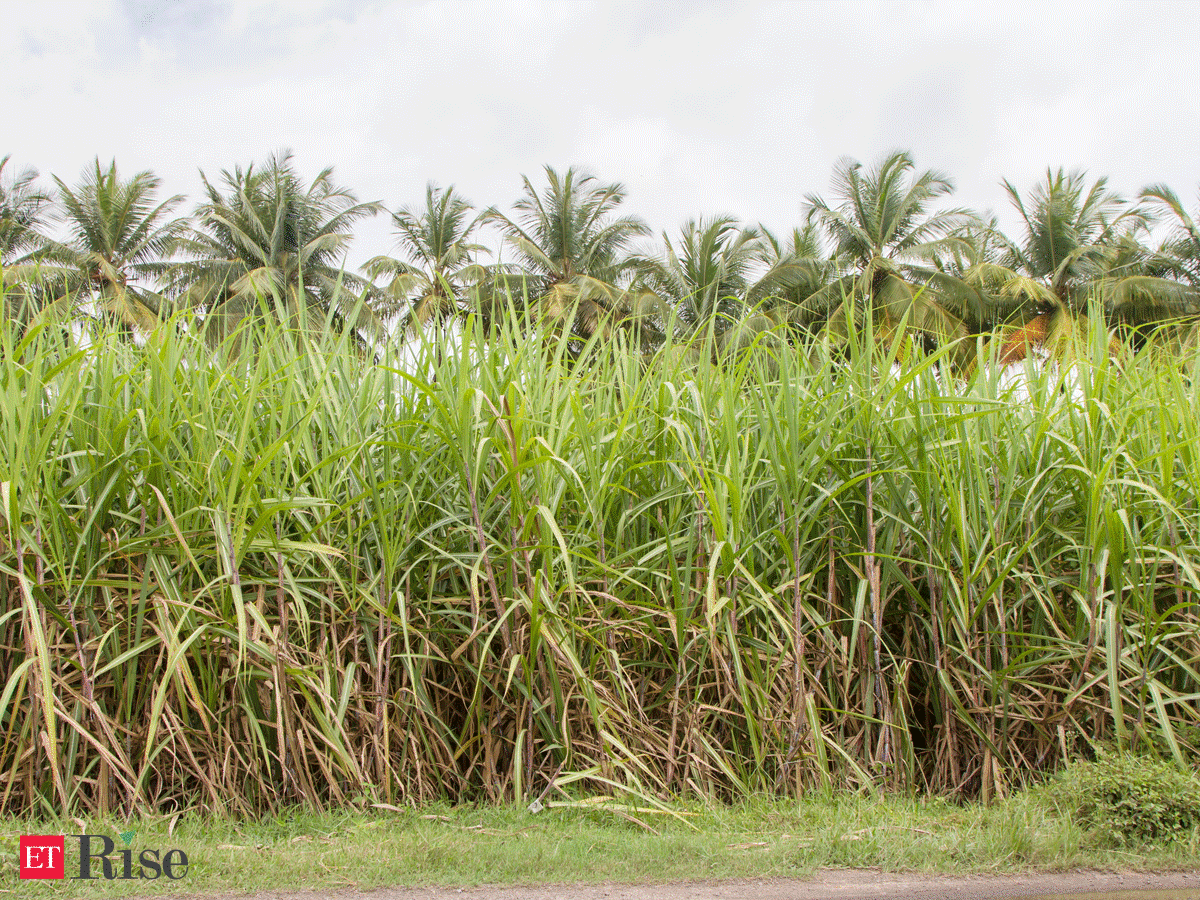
5, 0, 1200, 272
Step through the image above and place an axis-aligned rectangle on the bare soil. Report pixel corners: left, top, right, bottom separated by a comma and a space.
187, 869, 1200, 900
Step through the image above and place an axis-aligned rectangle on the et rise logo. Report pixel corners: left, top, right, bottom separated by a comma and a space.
18, 833, 189, 880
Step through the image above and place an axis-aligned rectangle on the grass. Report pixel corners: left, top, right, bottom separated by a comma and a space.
4, 788, 1200, 898
1, 300, 1199, 818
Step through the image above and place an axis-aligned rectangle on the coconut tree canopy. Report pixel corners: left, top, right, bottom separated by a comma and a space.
0, 157, 57, 334
0, 156, 50, 266
1142, 183, 1200, 290
647, 216, 762, 325
33, 159, 186, 334
802, 150, 978, 348
362, 183, 491, 334
755, 223, 840, 335
999, 169, 1198, 322
171, 151, 381, 340
484, 166, 652, 338
988, 170, 1200, 361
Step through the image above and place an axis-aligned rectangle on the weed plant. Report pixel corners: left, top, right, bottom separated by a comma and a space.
1042, 751, 1200, 847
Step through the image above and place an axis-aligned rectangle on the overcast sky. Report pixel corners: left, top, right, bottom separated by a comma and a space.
5, 0, 1199, 270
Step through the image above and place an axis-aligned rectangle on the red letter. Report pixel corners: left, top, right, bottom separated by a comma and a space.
19, 835, 64, 879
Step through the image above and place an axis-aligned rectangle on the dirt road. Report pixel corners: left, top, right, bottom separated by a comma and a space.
195, 869, 1200, 900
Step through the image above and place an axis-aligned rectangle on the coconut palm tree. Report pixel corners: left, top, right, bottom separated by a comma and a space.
33, 159, 186, 334
803, 151, 977, 348
170, 151, 381, 340
1141, 183, 1200, 289
755, 223, 839, 336
648, 216, 762, 326
484, 166, 651, 339
991, 170, 1197, 361
362, 184, 490, 333
0, 157, 57, 335
632, 216, 811, 345
0, 157, 50, 265
1000, 169, 1137, 306
1124, 183, 1200, 357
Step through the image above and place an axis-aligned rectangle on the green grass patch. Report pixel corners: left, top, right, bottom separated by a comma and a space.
5, 785, 1200, 898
